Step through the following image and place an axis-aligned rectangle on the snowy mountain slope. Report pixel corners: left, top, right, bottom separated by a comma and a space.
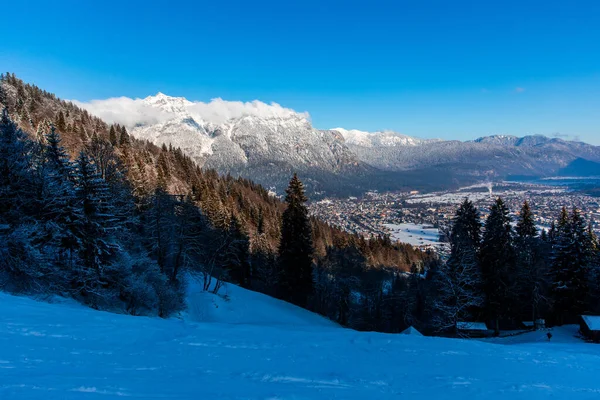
346, 136, 600, 180
3, 288, 600, 399
331, 127, 432, 147
79, 93, 600, 194
128, 94, 367, 193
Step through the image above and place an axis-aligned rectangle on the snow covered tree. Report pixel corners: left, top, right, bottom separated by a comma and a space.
429, 254, 485, 334
71, 151, 121, 307
430, 198, 484, 332
0, 109, 45, 292
0, 107, 32, 224
278, 173, 314, 308
480, 197, 516, 334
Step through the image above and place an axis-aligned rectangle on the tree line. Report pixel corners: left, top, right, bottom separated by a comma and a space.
429, 198, 600, 335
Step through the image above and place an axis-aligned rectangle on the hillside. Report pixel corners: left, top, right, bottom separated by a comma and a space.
2, 285, 600, 399
0, 73, 428, 268
0, 73, 436, 334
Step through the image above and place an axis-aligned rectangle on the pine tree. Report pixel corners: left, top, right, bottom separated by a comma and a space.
516, 201, 537, 238
45, 125, 73, 176
550, 207, 590, 324
587, 223, 600, 313
119, 126, 131, 147
72, 151, 120, 307
56, 110, 66, 132
156, 152, 170, 189
278, 173, 314, 307
40, 126, 79, 229
480, 197, 515, 334
221, 214, 252, 288
451, 198, 481, 247
515, 201, 548, 322
0, 107, 32, 224
109, 125, 118, 146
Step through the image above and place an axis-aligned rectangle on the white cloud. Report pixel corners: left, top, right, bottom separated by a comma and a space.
72, 94, 309, 128
188, 98, 309, 125
72, 97, 172, 127
514, 87, 526, 93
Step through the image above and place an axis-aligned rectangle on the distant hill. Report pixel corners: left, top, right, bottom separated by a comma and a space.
558, 158, 600, 177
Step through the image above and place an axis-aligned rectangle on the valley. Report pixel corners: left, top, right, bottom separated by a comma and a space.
309, 181, 600, 255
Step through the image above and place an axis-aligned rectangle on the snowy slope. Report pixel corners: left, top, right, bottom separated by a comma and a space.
183, 278, 337, 327
332, 127, 430, 147
3, 284, 600, 399
129, 94, 364, 190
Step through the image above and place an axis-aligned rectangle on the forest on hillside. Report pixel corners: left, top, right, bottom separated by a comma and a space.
0, 73, 436, 332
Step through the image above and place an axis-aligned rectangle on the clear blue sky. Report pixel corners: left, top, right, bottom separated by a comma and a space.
3, 0, 600, 143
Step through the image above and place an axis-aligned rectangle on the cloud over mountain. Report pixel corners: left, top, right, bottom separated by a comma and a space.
73, 94, 309, 128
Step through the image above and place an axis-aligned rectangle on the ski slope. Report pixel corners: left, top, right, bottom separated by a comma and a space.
2, 281, 600, 399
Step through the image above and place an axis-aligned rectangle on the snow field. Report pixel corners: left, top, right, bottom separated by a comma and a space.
384, 223, 441, 247
1, 279, 600, 399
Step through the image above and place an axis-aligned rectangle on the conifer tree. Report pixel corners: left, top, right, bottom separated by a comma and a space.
40, 125, 80, 237
109, 125, 118, 146
480, 197, 515, 334
72, 151, 120, 306
45, 125, 72, 176
0, 107, 31, 224
278, 173, 314, 307
119, 126, 131, 147
56, 110, 66, 132
516, 201, 537, 238
587, 223, 600, 313
157, 151, 170, 187
515, 201, 548, 322
550, 207, 590, 324
221, 214, 252, 288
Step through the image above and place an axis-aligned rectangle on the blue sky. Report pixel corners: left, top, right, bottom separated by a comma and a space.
3, 0, 600, 143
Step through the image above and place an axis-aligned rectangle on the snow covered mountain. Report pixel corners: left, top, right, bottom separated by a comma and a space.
129, 94, 367, 193
80, 92, 600, 194
331, 127, 432, 147
339, 130, 600, 182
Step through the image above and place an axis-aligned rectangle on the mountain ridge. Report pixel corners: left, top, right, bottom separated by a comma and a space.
78, 92, 600, 195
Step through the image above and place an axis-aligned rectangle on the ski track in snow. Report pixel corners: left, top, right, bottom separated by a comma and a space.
1, 287, 600, 399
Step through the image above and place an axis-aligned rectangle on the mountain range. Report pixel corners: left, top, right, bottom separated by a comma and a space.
100, 93, 600, 196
